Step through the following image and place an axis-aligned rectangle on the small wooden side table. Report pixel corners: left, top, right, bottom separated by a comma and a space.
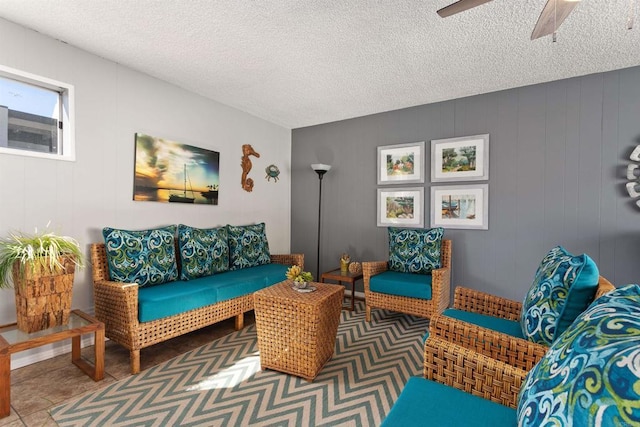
0, 309, 105, 418
320, 268, 363, 311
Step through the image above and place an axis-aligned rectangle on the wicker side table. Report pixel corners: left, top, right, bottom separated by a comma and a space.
254, 281, 344, 381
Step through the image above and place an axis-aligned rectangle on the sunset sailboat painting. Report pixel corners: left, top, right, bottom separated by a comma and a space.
133, 133, 220, 205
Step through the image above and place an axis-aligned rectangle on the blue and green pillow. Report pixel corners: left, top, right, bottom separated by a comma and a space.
520, 246, 599, 345
388, 227, 444, 275
177, 224, 229, 280
518, 284, 640, 426
102, 225, 178, 287
227, 223, 271, 270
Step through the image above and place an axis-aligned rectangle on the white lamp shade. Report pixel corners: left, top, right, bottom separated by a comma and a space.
311, 163, 331, 172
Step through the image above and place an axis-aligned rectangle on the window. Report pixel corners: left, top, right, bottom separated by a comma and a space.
0, 65, 75, 161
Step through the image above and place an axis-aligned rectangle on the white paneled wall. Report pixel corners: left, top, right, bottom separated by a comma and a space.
0, 18, 291, 368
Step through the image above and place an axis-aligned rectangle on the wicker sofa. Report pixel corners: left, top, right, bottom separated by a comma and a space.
91, 241, 302, 374
363, 238, 451, 321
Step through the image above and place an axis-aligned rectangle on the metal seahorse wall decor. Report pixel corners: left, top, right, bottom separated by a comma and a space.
241, 144, 260, 192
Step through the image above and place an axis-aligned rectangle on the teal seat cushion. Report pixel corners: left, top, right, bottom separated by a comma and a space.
138, 277, 219, 322
388, 227, 443, 275
520, 246, 599, 345
210, 264, 289, 302
102, 225, 178, 287
423, 309, 524, 343
370, 271, 432, 300
177, 224, 229, 280
518, 284, 640, 427
227, 223, 271, 270
444, 308, 525, 339
382, 376, 516, 427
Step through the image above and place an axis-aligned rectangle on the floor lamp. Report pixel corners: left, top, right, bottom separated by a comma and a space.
311, 163, 331, 281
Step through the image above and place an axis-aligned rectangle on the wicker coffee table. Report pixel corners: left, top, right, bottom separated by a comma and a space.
254, 281, 344, 381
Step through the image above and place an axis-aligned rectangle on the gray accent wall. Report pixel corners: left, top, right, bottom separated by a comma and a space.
292, 66, 640, 301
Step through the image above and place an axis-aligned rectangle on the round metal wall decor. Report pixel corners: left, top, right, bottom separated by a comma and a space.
626, 145, 640, 208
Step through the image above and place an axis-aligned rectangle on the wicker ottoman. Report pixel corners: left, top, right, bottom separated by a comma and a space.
254, 281, 344, 381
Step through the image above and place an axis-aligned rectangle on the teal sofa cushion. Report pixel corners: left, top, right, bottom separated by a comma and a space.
210, 264, 289, 302
138, 277, 219, 322
518, 284, 640, 427
102, 225, 178, 287
520, 246, 599, 345
388, 227, 443, 274
137, 263, 290, 322
227, 223, 271, 270
382, 376, 516, 427
177, 224, 229, 280
370, 271, 432, 300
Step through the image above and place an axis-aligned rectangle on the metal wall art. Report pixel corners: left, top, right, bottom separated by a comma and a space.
626, 145, 640, 208
265, 164, 280, 182
241, 144, 260, 192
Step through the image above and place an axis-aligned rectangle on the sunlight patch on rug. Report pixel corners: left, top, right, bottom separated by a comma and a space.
185, 352, 261, 391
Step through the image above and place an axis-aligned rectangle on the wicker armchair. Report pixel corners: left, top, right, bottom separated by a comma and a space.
428, 275, 615, 371
423, 336, 525, 408
381, 336, 524, 425
363, 239, 451, 322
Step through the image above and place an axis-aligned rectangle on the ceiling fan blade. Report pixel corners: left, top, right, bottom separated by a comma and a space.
437, 0, 493, 18
531, 0, 581, 40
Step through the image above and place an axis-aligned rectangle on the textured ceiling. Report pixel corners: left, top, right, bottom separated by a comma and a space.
1, 1, 639, 129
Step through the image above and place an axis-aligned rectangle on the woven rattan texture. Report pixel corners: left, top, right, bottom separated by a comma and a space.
424, 336, 526, 409
428, 314, 547, 371
90, 243, 303, 374
254, 281, 344, 381
363, 239, 451, 321
453, 287, 522, 321
437, 275, 615, 371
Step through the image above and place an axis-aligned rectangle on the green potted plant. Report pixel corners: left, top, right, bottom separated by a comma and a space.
0, 228, 85, 333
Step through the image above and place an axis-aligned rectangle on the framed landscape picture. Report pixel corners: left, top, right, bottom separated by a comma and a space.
431, 134, 489, 182
377, 187, 424, 228
133, 133, 220, 205
377, 141, 425, 185
430, 184, 488, 230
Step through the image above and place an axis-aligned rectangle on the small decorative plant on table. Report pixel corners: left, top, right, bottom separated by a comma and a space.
286, 265, 314, 289
340, 253, 351, 272
0, 228, 85, 333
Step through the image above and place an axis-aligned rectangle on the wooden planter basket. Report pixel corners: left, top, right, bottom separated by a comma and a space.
13, 257, 76, 333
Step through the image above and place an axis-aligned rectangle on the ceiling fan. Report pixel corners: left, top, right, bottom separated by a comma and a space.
437, 0, 581, 40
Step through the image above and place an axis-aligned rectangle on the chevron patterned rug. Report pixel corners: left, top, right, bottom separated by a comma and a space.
50, 303, 428, 426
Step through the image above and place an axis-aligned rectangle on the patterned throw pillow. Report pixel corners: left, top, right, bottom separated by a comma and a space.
102, 225, 178, 287
518, 284, 640, 427
177, 224, 229, 280
227, 223, 271, 270
520, 246, 599, 345
388, 227, 444, 275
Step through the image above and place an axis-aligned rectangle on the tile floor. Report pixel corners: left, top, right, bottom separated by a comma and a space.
0, 313, 255, 427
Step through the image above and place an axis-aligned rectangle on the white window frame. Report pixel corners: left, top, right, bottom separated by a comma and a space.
0, 64, 75, 162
